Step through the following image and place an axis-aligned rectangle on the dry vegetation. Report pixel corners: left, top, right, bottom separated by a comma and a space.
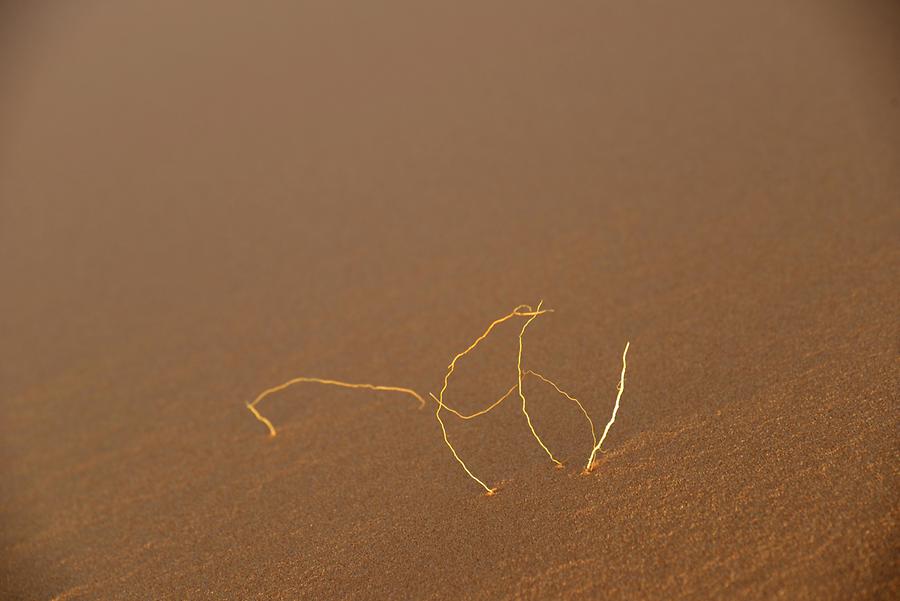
246, 302, 629, 494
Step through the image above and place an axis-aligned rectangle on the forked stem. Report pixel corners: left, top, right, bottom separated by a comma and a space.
432, 304, 553, 493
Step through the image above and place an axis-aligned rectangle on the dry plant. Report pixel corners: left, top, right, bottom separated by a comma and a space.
247, 378, 425, 437
245, 302, 630, 494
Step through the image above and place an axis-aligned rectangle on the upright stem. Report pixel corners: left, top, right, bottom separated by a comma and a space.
584, 342, 630, 473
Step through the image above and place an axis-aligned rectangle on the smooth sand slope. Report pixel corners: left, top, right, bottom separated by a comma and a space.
1, 1, 898, 599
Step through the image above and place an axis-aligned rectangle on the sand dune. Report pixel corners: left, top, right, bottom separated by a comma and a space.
1, 1, 898, 599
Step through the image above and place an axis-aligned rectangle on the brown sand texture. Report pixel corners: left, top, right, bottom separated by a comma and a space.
1, 1, 898, 599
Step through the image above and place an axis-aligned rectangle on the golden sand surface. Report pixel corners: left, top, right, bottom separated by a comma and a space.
1, 1, 898, 598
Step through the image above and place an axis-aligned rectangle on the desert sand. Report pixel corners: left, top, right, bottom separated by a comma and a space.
1, 1, 898, 599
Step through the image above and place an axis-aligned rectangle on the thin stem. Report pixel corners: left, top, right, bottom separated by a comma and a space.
584, 342, 630, 473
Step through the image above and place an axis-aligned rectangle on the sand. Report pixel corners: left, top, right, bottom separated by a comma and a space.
1, 1, 898, 599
